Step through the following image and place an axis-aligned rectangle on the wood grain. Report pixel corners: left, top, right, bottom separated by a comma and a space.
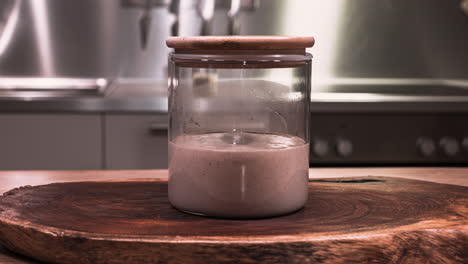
166, 36, 315, 51
1, 168, 466, 195
0, 246, 38, 264
0, 176, 466, 264
166, 36, 314, 68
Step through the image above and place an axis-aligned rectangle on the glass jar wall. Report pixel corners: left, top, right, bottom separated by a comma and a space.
167, 36, 314, 218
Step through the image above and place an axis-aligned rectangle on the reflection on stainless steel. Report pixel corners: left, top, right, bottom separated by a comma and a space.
0, 78, 108, 97
0, 0, 120, 78
168, 0, 180, 36
139, 4, 153, 50
311, 93, 468, 103
121, 0, 170, 8
0, 0, 174, 79
196, 0, 215, 35
1, 92, 468, 113
235, 0, 468, 166
0, 96, 169, 113
240, 0, 344, 82
0, 80, 168, 112
2, 0, 466, 167
121, 0, 172, 49
30, 0, 54, 75
227, 0, 241, 35
103, 78, 166, 97
315, 78, 468, 96
214, 0, 259, 35
0, 0, 263, 85
317, 78, 468, 88
0, 0, 19, 56
239, 0, 468, 97
0, 77, 108, 89
1, 0, 466, 98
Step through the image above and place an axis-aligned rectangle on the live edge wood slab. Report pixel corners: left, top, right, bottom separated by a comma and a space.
0, 176, 467, 264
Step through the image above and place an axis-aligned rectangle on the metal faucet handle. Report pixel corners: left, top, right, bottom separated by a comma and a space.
216, 0, 259, 12
228, 0, 241, 35
217, 0, 259, 35
196, 0, 259, 36
169, 0, 180, 36
122, 0, 172, 49
196, 0, 216, 36
139, 9, 152, 49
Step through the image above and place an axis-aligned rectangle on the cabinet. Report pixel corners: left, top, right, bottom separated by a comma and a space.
0, 114, 102, 170
104, 114, 168, 169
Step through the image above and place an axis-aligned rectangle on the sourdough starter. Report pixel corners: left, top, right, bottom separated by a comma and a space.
168, 132, 309, 218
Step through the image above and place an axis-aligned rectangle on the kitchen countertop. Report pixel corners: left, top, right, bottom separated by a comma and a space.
2, 96, 468, 113
2, 79, 468, 113
0, 167, 467, 263
0, 80, 169, 114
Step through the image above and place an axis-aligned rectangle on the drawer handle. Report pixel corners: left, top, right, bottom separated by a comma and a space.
149, 122, 167, 131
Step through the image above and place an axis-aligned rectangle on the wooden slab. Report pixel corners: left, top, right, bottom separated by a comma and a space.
0, 177, 466, 264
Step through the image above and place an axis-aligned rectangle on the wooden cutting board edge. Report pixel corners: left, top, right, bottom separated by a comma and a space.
0, 176, 466, 244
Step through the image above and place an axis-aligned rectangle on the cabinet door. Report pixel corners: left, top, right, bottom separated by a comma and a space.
105, 114, 168, 169
0, 114, 102, 170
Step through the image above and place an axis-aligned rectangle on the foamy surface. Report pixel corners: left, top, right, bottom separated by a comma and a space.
171, 132, 306, 151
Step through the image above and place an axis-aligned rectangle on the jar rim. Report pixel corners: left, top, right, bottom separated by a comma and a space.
170, 52, 312, 69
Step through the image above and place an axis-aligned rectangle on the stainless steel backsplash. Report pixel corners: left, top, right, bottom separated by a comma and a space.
0, 0, 467, 87
0, 0, 174, 79
236, 0, 468, 90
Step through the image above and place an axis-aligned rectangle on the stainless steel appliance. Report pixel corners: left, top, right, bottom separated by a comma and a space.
0, 0, 257, 97
1, 0, 468, 166
0, 0, 177, 79
0, 0, 179, 98
235, 0, 468, 165
0, 0, 175, 96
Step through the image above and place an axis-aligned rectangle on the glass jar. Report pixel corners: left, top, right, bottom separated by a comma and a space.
166, 36, 314, 218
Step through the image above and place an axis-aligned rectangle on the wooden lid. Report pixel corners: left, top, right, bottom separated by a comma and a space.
166, 36, 314, 54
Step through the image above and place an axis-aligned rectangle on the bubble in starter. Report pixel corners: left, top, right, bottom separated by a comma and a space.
221, 132, 254, 145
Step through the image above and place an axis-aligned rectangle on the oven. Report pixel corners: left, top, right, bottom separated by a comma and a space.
235, 0, 468, 165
